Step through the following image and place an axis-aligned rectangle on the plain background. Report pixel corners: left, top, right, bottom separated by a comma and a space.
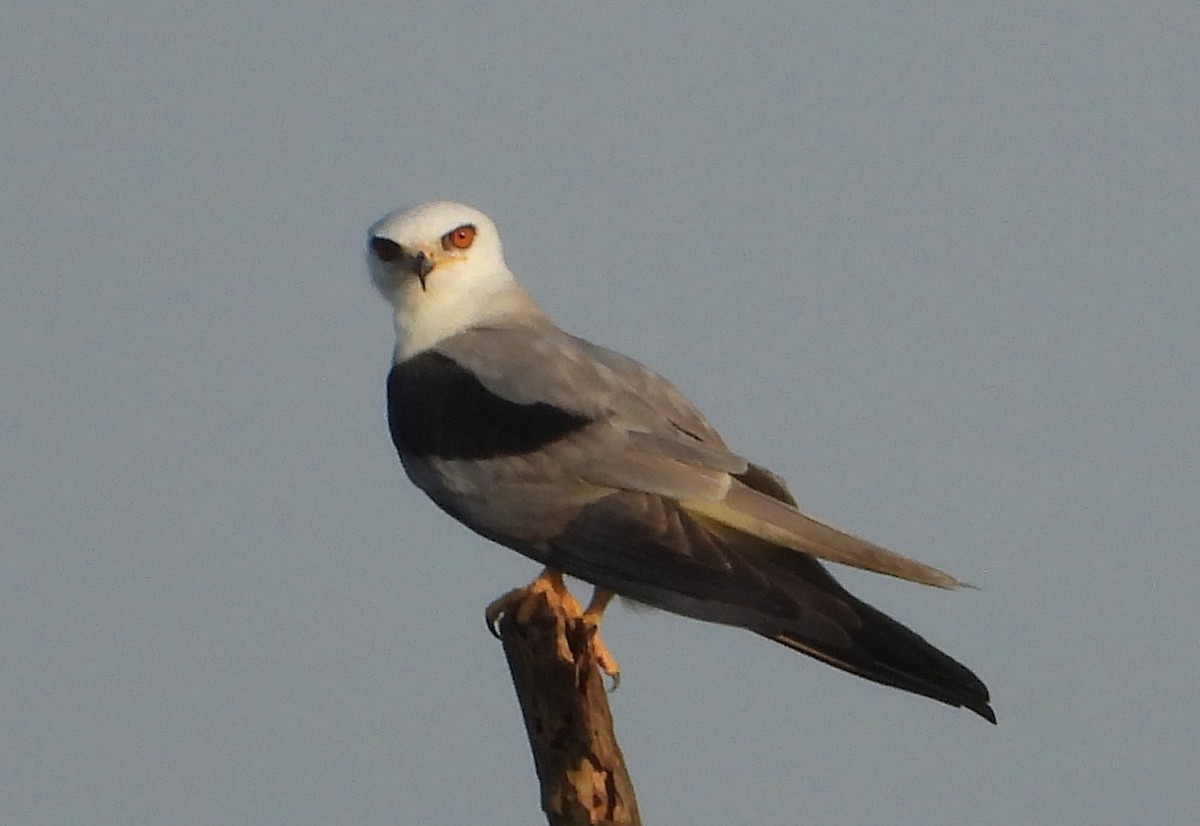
4, 4, 1198, 824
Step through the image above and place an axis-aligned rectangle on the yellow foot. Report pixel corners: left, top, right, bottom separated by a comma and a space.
485, 568, 582, 664
485, 568, 580, 637
583, 588, 621, 690
485, 573, 623, 687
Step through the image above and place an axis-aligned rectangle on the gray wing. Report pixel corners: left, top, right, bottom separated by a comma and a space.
544, 468, 995, 722
445, 325, 719, 429
432, 320, 965, 588
434, 323, 748, 505
408, 320, 992, 719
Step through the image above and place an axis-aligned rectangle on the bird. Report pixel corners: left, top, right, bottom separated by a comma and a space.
365, 200, 995, 723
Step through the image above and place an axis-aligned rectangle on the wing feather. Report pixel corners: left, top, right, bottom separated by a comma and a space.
547, 490, 861, 649
434, 322, 965, 588
682, 481, 966, 588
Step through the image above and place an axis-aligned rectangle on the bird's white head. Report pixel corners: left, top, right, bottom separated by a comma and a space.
367, 201, 537, 358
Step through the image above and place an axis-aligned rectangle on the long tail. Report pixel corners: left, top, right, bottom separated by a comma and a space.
543, 466, 995, 721
769, 592, 995, 723
733, 463, 995, 722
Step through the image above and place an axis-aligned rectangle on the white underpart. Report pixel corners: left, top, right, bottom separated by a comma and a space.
367, 201, 545, 359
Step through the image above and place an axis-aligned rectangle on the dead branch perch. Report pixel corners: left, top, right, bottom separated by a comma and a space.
497, 587, 642, 826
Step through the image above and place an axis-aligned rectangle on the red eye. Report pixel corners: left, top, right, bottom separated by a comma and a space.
442, 224, 476, 250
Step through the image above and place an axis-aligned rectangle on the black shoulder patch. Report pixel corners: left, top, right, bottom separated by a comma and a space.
387, 351, 592, 460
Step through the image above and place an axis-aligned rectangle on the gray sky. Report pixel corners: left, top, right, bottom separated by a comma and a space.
4, 4, 1198, 824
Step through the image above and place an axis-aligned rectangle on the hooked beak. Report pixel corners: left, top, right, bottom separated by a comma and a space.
369, 237, 436, 291
413, 251, 434, 291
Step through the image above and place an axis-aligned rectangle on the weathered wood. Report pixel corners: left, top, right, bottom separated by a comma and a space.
497, 586, 642, 826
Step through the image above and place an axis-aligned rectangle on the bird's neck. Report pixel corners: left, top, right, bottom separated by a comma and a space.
394, 277, 546, 360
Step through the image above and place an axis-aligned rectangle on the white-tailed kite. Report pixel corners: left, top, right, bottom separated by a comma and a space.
366, 200, 994, 723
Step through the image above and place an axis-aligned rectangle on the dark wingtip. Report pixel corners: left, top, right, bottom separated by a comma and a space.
769, 604, 996, 725
972, 701, 998, 725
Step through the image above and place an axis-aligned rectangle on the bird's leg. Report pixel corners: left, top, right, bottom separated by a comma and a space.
486, 572, 620, 684
485, 567, 580, 637
485, 568, 585, 664
582, 587, 620, 689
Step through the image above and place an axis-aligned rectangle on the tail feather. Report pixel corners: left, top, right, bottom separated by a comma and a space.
770, 597, 996, 723
736, 463, 995, 722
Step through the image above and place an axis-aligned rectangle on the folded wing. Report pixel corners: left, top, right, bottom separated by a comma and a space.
545, 469, 994, 721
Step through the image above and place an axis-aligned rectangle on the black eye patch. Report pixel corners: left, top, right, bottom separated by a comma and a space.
370, 236, 404, 262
